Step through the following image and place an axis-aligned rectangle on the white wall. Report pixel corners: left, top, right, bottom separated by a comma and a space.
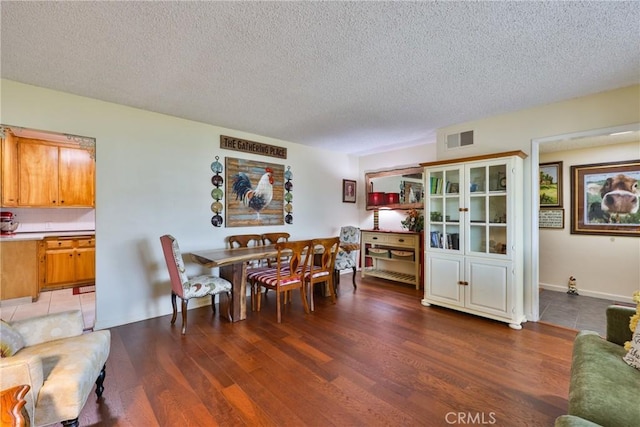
539, 141, 640, 300
1, 80, 361, 329
437, 84, 640, 319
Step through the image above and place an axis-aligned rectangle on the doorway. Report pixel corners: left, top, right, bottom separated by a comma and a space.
0, 124, 96, 328
530, 123, 640, 331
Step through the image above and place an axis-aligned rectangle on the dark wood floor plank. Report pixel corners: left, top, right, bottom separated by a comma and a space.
75, 273, 576, 426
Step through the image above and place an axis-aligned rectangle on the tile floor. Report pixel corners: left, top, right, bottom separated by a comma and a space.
0, 288, 95, 331
538, 289, 633, 337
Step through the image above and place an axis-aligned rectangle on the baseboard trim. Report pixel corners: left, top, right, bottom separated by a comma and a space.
539, 283, 634, 304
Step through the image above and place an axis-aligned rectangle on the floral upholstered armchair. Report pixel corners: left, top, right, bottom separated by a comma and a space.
334, 226, 360, 289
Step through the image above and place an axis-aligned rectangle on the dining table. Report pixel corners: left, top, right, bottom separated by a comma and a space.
190, 242, 360, 322
191, 246, 280, 322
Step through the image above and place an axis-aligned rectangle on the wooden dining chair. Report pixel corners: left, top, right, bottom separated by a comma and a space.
160, 234, 232, 334
227, 234, 263, 250
259, 232, 291, 300
261, 232, 290, 246
306, 237, 340, 311
251, 240, 313, 323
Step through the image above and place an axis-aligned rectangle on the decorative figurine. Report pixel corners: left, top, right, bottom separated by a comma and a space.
567, 276, 579, 295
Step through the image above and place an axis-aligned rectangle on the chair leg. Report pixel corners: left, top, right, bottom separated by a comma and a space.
351, 267, 357, 289
181, 299, 188, 334
170, 292, 178, 325
257, 285, 263, 312
95, 364, 106, 397
307, 281, 314, 312
211, 294, 217, 314
276, 290, 282, 323
299, 284, 310, 315
224, 292, 232, 322
62, 419, 79, 427
327, 277, 337, 304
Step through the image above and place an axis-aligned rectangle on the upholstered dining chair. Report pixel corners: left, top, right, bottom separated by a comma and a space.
160, 234, 232, 334
334, 226, 360, 289
250, 240, 313, 323
306, 237, 340, 311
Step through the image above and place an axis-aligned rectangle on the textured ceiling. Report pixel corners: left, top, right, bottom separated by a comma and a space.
1, 1, 639, 155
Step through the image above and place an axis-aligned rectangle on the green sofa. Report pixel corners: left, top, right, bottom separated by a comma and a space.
555, 305, 639, 427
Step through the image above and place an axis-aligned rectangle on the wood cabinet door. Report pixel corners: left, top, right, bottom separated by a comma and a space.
59, 146, 95, 206
45, 248, 76, 286
1, 132, 19, 206
75, 246, 95, 283
18, 140, 59, 206
0, 241, 39, 300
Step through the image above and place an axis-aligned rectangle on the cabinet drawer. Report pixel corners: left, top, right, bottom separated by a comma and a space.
76, 238, 95, 248
45, 239, 73, 249
362, 233, 388, 244
386, 234, 416, 247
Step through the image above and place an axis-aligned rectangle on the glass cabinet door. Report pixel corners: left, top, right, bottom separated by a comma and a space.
427, 167, 462, 253
466, 162, 509, 256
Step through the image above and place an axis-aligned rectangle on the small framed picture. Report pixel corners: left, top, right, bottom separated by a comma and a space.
539, 161, 563, 208
342, 179, 356, 203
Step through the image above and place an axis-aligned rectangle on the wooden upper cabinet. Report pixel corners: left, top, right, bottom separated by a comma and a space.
18, 140, 59, 206
13, 138, 95, 208
59, 146, 95, 206
1, 131, 19, 206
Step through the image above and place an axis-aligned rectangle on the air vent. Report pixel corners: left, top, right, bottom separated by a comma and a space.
446, 130, 474, 149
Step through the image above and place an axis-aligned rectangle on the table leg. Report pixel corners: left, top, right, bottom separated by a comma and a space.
219, 262, 247, 322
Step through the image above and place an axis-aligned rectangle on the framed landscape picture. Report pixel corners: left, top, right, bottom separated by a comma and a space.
539, 161, 563, 207
570, 159, 640, 236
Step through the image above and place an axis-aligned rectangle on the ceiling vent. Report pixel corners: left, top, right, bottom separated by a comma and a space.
446, 130, 474, 149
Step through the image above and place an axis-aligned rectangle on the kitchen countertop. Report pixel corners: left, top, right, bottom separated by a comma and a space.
0, 231, 95, 242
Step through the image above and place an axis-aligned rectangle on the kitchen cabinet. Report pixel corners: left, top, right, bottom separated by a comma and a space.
14, 138, 95, 207
1, 130, 19, 206
0, 240, 39, 301
361, 230, 422, 289
40, 236, 95, 290
420, 151, 527, 329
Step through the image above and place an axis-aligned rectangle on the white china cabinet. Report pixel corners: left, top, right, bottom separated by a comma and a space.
420, 151, 527, 329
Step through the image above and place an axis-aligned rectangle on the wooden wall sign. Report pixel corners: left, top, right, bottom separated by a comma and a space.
220, 135, 287, 159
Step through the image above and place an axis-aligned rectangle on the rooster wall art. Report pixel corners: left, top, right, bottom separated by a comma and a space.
225, 158, 284, 226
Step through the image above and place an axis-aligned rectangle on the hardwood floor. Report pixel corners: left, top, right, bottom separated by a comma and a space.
76, 274, 576, 427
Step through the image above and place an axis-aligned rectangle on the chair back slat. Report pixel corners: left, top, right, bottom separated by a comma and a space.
227, 234, 263, 249
312, 237, 340, 272
262, 232, 291, 267
261, 232, 290, 246
275, 239, 313, 284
